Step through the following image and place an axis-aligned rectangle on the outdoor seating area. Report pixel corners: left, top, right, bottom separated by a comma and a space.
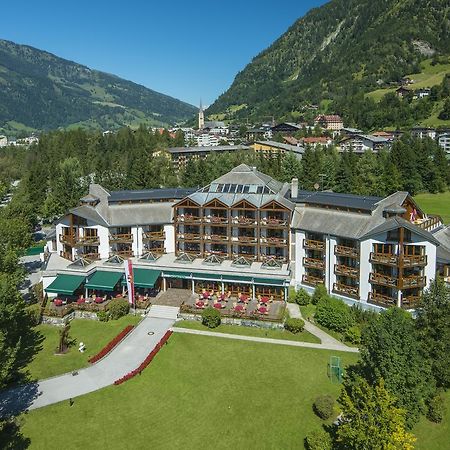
186, 290, 283, 321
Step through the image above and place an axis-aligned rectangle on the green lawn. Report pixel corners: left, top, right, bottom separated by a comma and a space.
414, 390, 450, 450
24, 316, 142, 380
173, 319, 321, 343
414, 191, 450, 224
20, 333, 357, 449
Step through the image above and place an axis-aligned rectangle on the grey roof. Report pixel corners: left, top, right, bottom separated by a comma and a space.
289, 190, 382, 212
69, 205, 109, 227
360, 216, 440, 245
108, 202, 173, 226
435, 227, 450, 262
383, 203, 407, 214
166, 145, 249, 155
254, 141, 305, 154
80, 193, 99, 203
109, 188, 195, 203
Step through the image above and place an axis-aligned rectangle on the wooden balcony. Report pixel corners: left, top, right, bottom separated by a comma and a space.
261, 236, 288, 246
401, 295, 421, 309
59, 234, 77, 246
403, 254, 427, 267
260, 218, 288, 228
60, 250, 73, 261
234, 236, 258, 244
177, 233, 202, 241
369, 272, 398, 288
232, 217, 257, 226
303, 257, 325, 270
204, 216, 228, 224
333, 283, 359, 299
207, 234, 229, 243
109, 233, 133, 243
80, 252, 100, 261
368, 292, 397, 308
401, 275, 426, 289
142, 231, 165, 241
334, 264, 359, 278
335, 245, 359, 258
415, 215, 442, 232
109, 250, 134, 258
76, 235, 100, 246
176, 214, 202, 224
370, 252, 398, 266
303, 239, 325, 251
302, 274, 324, 287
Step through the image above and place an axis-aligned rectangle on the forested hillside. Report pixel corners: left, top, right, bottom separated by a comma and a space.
207, 0, 450, 129
0, 40, 196, 136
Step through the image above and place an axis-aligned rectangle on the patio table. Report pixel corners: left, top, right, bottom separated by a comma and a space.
213, 303, 222, 309
202, 292, 210, 299
77, 298, 86, 304
196, 301, 205, 308
234, 305, 244, 311
258, 307, 268, 314
95, 297, 104, 304
260, 297, 269, 304
54, 299, 63, 306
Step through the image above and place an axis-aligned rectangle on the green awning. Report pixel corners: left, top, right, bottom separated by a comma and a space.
46, 274, 86, 295
191, 272, 221, 281
253, 278, 286, 286
85, 271, 123, 291
162, 270, 191, 279
134, 269, 161, 288
222, 275, 254, 283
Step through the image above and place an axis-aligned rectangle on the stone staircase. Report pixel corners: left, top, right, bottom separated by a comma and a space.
147, 304, 180, 320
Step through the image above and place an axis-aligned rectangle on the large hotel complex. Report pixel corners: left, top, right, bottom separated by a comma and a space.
43, 164, 450, 311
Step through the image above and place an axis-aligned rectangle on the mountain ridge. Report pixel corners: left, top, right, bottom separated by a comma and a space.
0, 39, 196, 135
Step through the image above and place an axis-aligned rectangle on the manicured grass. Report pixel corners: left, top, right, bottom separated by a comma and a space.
173, 319, 321, 343
414, 390, 450, 450
24, 316, 142, 381
414, 191, 450, 224
20, 333, 358, 449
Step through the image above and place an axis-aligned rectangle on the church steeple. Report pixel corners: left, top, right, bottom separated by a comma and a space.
198, 99, 205, 130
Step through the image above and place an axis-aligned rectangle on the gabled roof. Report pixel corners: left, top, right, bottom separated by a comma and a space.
360, 216, 440, 245
69, 205, 109, 227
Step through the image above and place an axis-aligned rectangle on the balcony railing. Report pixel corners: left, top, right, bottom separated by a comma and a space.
204, 216, 228, 224
401, 295, 421, 309
334, 264, 359, 278
335, 245, 359, 258
303, 257, 325, 270
333, 283, 359, 298
80, 252, 100, 261
303, 239, 325, 251
302, 274, 324, 287
415, 215, 442, 232
176, 214, 202, 223
109, 233, 133, 243
76, 235, 100, 246
207, 234, 229, 242
370, 252, 398, 266
260, 218, 288, 227
59, 234, 77, 246
234, 236, 258, 244
368, 292, 397, 307
177, 233, 202, 241
402, 275, 426, 289
403, 254, 427, 267
261, 236, 288, 246
369, 272, 398, 288
109, 250, 134, 258
232, 217, 257, 225
142, 231, 165, 241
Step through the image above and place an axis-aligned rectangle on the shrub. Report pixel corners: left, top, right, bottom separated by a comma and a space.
288, 287, 297, 303
344, 325, 361, 344
89, 325, 134, 363
97, 310, 110, 322
313, 395, 335, 420
315, 296, 355, 332
427, 393, 446, 423
295, 288, 311, 306
201, 307, 221, 328
311, 284, 327, 305
108, 298, 130, 320
305, 429, 332, 450
25, 303, 42, 326
284, 317, 305, 334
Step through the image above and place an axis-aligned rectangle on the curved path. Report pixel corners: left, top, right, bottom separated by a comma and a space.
0, 316, 174, 417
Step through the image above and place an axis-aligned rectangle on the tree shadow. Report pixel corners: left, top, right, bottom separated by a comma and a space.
0, 418, 31, 449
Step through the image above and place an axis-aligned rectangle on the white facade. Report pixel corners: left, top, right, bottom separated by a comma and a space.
438, 133, 450, 154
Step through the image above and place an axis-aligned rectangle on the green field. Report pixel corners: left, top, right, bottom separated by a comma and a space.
414, 191, 450, 224
20, 334, 357, 449
24, 316, 141, 381
173, 320, 321, 343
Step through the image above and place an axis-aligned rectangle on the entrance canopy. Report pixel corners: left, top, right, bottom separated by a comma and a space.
85, 271, 123, 291
162, 270, 287, 286
46, 274, 86, 295
133, 269, 161, 288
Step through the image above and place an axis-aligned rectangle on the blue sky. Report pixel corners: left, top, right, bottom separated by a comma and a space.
1, 0, 326, 106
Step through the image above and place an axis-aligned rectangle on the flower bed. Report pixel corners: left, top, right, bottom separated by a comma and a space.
88, 325, 135, 364
114, 330, 173, 385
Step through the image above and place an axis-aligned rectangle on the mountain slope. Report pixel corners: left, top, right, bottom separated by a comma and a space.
0, 39, 196, 134
207, 0, 450, 125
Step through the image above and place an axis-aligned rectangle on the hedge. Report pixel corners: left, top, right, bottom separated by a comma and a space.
315, 296, 355, 332
88, 325, 134, 363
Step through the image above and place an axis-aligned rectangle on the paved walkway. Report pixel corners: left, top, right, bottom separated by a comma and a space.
172, 327, 359, 353
0, 316, 174, 417
286, 303, 352, 349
